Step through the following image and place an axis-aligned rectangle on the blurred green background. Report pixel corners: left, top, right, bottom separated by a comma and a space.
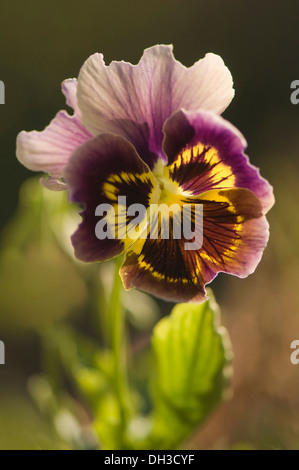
0, 0, 299, 450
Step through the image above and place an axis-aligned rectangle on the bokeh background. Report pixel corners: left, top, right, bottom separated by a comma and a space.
0, 0, 299, 450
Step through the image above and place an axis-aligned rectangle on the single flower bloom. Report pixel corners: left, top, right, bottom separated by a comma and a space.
16, 45, 274, 302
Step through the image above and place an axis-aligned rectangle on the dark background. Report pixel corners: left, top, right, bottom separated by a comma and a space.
0, 0, 299, 449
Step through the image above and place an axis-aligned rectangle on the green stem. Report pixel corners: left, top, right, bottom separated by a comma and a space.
109, 257, 128, 440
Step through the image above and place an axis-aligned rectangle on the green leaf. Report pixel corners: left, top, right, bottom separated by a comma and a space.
150, 290, 233, 449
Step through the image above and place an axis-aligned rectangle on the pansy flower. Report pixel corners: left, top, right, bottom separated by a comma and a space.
16, 45, 274, 302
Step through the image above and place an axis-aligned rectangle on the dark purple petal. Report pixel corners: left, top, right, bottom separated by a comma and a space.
163, 110, 275, 213
64, 134, 159, 262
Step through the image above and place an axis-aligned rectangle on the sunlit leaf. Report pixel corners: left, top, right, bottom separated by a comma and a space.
149, 291, 233, 449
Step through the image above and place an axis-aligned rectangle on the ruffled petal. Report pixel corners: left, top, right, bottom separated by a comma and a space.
163, 110, 275, 213
120, 188, 269, 303
16, 111, 92, 180
77, 45, 234, 168
64, 134, 160, 263
16, 79, 92, 187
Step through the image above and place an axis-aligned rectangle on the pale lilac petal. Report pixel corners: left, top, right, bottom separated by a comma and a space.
77, 45, 234, 168
179, 53, 234, 114
62, 78, 81, 117
16, 110, 93, 181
